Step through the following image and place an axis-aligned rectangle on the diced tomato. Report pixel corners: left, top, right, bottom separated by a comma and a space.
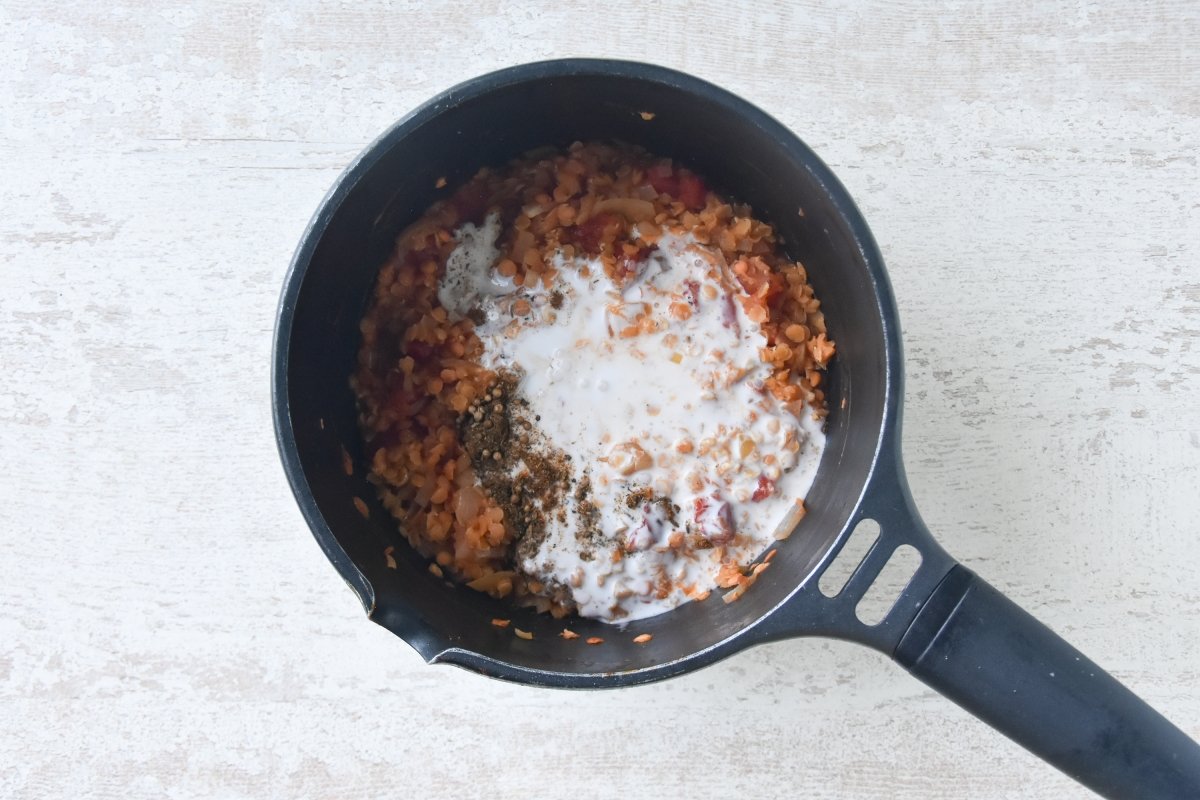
624, 502, 670, 552
677, 173, 708, 211
646, 163, 678, 197
720, 293, 740, 335
693, 494, 735, 545
569, 212, 620, 255
752, 475, 775, 502
615, 243, 656, 282
710, 502, 735, 544
681, 279, 701, 307
646, 164, 707, 210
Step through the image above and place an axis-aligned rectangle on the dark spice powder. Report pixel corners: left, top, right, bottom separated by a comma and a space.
458, 368, 586, 569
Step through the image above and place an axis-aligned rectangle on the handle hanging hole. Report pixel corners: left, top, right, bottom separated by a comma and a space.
856, 544, 922, 626
818, 518, 880, 598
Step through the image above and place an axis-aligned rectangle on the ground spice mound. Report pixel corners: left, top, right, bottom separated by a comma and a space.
457, 369, 579, 570
351, 141, 836, 619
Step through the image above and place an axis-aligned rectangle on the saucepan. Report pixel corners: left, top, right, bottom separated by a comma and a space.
272, 59, 1199, 798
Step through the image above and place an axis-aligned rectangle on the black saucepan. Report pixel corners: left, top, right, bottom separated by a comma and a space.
272, 60, 1199, 798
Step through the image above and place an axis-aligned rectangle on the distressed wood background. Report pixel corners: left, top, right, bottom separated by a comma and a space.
1, 2, 1197, 798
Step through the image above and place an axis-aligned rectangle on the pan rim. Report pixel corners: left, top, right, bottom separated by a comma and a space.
271, 57, 904, 687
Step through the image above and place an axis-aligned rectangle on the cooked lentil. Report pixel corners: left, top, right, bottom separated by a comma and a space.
352, 142, 834, 620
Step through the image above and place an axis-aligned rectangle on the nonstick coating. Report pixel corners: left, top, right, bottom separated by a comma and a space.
274, 59, 908, 685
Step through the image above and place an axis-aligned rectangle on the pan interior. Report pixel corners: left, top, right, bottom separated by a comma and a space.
280, 63, 890, 679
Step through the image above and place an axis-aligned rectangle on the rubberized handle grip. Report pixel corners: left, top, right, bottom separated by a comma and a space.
895, 566, 1200, 799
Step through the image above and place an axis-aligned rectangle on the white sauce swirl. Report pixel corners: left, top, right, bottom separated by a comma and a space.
441, 213, 825, 621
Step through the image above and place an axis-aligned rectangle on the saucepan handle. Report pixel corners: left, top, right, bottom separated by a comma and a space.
894, 564, 1200, 799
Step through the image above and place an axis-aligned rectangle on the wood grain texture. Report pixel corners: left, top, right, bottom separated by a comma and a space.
1, 1, 1197, 798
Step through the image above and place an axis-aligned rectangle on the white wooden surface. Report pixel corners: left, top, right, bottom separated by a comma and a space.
2, 2, 1197, 798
